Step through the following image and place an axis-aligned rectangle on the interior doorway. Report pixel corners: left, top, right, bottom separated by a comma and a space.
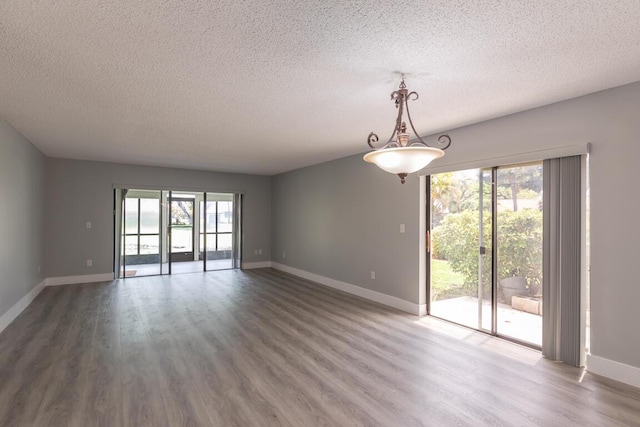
170, 196, 195, 263
114, 189, 242, 278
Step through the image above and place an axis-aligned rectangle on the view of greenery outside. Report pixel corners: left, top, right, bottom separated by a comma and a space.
430, 259, 465, 301
431, 166, 543, 302
171, 200, 193, 225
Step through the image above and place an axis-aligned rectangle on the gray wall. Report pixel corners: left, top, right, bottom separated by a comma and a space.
0, 119, 45, 318
45, 159, 271, 277
272, 154, 422, 303
272, 81, 640, 370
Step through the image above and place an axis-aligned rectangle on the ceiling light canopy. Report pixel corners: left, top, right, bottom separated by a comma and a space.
363, 77, 451, 183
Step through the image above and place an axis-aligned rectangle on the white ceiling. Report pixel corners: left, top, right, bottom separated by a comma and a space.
2, 1, 640, 175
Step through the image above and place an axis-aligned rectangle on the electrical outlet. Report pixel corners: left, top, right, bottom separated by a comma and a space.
254, 250, 258, 255
371, 271, 375, 280
400, 223, 405, 233
258, 249, 262, 255
86, 259, 92, 267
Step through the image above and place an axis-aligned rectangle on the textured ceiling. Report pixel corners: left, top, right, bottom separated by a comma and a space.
1, 1, 640, 175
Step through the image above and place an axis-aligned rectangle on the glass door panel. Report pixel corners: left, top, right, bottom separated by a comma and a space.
479, 169, 493, 332
124, 197, 138, 235
116, 189, 127, 279
122, 190, 162, 277
170, 197, 195, 263
199, 200, 216, 264
496, 163, 543, 346
204, 193, 234, 271
430, 169, 485, 329
232, 193, 242, 268
161, 191, 170, 274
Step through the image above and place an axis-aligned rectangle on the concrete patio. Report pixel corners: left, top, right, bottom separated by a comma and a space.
431, 296, 542, 346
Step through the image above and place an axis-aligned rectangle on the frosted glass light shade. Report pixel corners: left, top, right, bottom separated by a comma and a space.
363, 146, 445, 175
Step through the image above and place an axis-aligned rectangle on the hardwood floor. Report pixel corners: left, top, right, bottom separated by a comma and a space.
0, 268, 639, 426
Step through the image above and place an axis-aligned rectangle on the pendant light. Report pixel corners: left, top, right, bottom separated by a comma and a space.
363, 76, 451, 183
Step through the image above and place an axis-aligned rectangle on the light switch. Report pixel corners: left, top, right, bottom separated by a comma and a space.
86, 221, 92, 229
400, 224, 405, 233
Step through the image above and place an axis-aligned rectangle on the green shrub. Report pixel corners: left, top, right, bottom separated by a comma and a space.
432, 208, 542, 297
497, 209, 543, 294
516, 188, 539, 199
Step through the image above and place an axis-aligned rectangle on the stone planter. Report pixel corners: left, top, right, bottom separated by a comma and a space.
499, 276, 528, 305
512, 295, 543, 315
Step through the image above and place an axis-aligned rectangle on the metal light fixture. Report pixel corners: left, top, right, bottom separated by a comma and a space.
363, 76, 452, 183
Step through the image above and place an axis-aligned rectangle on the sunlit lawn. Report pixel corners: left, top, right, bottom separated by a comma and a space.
431, 258, 465, 300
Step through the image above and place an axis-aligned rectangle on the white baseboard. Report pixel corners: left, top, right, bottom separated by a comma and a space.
0, 280, 46, 335
271, 262, 420, 315
587, 354, 640, 389
46, 273, 114, 286
242, 261, 273, 269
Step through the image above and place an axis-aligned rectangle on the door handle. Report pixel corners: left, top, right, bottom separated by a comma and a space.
426, 230, 431, 253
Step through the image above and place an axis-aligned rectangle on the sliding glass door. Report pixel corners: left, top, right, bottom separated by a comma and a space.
429, 162, 543, 347
115, 188, 242, 278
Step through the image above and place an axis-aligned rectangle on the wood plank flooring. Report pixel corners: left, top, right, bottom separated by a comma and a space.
0, 268, 639, 426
